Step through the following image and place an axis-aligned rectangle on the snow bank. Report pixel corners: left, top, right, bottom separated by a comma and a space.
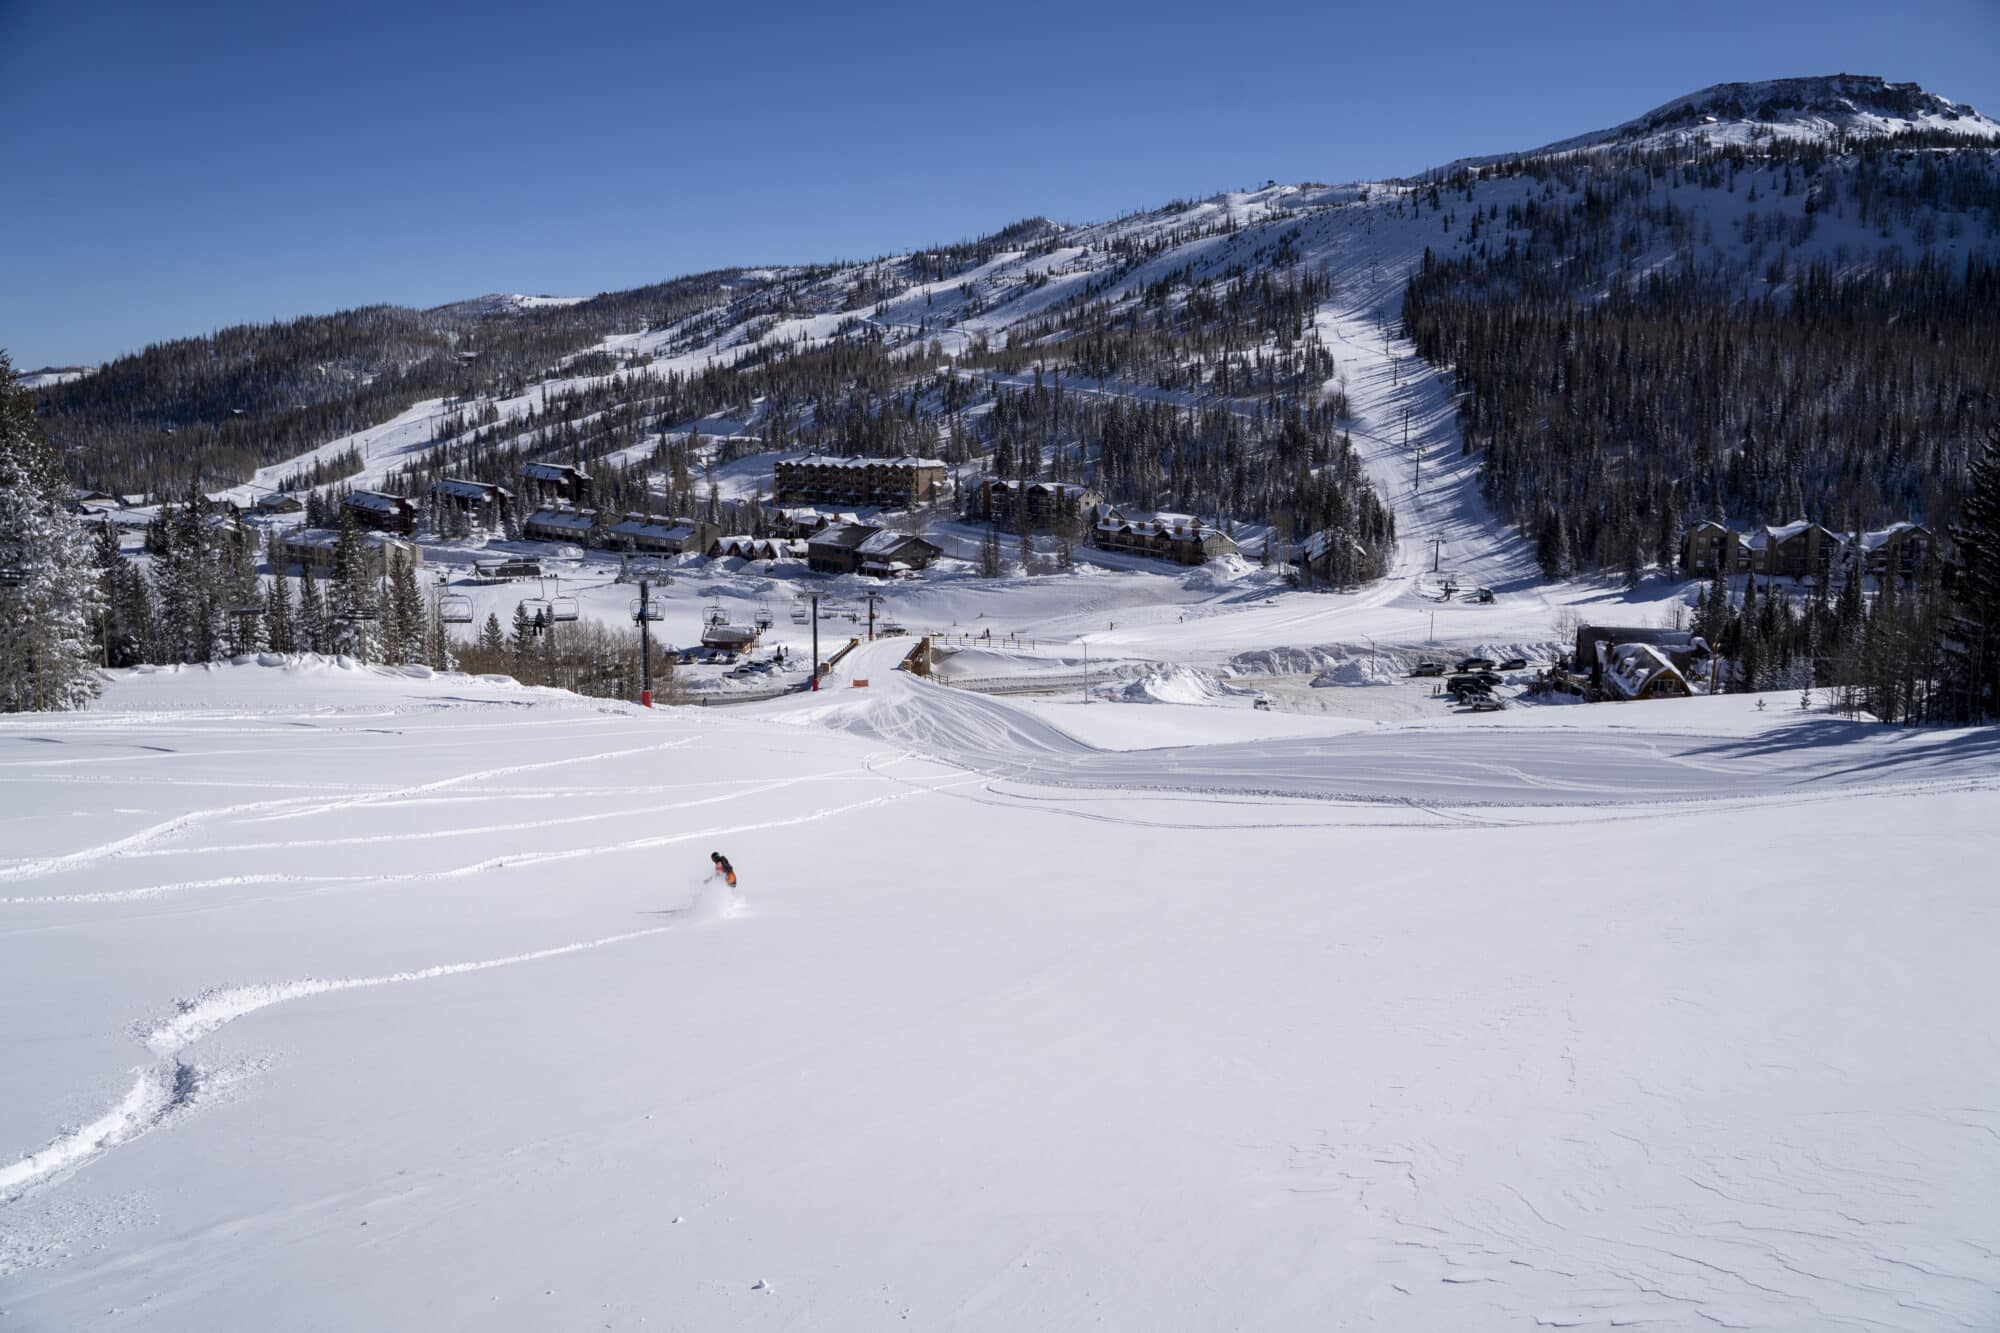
1310, 656, 1401, 687
1116, 664, 1253, 705
1178, 555, 1259, 592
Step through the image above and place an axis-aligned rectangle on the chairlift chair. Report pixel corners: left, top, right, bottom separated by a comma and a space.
519, 597, 552, 624
790, 599, 810, 624
549, 595, 580, 622
754, 602, 775, 630
439, 594, 475, 624
630, 598, 663, 621
705, 599, 728, 627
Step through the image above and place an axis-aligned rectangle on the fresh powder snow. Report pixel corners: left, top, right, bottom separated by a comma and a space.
2, 652, 1997, 1330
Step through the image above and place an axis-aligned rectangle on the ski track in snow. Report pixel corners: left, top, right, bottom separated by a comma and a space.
0, 904, 751, 1205
0, 710, 978, 1202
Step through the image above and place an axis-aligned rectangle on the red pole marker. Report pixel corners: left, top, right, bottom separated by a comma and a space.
640, 689, 653, 708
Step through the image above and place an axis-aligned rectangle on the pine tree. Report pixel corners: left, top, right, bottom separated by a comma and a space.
1945, 419, 2000, 721
385, 559, 424, 663
479, 612, 506, 657
0, 352, 105, 710
1535, 509, 1571, 580
265, 573, 295, 654
328, 513, 378, 661
297, 564, 327, 655
510, 601, 537, 681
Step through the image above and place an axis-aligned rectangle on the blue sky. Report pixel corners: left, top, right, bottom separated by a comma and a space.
4, 0, 1995, 369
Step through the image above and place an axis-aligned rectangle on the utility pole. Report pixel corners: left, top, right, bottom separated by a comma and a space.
637, 579, 653, 707
1406, 407, 1418, 493
863, 590, 882, 641
1431, 537, 1443, 573
810, 593, 821, 690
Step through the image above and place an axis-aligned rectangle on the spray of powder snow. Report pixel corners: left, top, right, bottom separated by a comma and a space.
680, 873, 747, 922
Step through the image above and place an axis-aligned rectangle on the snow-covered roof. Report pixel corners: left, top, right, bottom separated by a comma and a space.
787, 454, 948, 471
434, 478, 511, 500
522, 461, 590, 482
1300, 528, 1367, 561
524, 508, 596, 533
345, 491, 411, 513
857, 530, 916, 556
807, 522, 881, 551
1860, 522, 1929, 551
1602, 643, 1689, 700
280, 527, 415, 552
1097, 509, 1212, 539
609, 514, 697, 541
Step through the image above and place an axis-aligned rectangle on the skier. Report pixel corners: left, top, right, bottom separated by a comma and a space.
710, 851, 737, 888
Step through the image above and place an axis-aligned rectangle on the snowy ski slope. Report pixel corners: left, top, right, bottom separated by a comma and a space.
3, 658, 1998, 1331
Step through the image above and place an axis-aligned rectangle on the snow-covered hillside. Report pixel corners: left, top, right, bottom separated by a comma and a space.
4, 657, 1999, 1330
1503, 74, 2000, 161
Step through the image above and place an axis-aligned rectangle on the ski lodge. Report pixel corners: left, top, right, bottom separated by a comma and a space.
804, 523, 943, 576
277, 529, 424, 578
979, 480, 1102, 529
1090, 506, 1239, 566
520, 461, 591, 503
767, 508, 856, 539
522, 506, 596, 543
341, 490, 418, 536
774, 455, 949, 508
607, 513, 715, 555
431, 478, 513, 527
1572, 625, 1707, 696
1681, 519, 1934, 580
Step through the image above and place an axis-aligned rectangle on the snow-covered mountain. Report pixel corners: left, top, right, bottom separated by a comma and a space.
428, 292, 590, 319
33, 74, 2000, 597
1497, 73, 2000, 161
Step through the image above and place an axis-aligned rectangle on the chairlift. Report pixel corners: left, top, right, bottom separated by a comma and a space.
519, 597, 552, 624
439, 594, 475, 624
335, 602, 380, 623
754, 601, 775, 630
549, 595, 580, 623
630, 598, 663, 621
705, 599, 728, 627
789, 598, 810, 624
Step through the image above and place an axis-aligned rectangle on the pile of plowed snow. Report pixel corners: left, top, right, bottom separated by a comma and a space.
1117, 664, 1254, 704
1310, 656, 1402, 687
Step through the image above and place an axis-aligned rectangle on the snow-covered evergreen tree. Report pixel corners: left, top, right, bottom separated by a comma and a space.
297, 564, 327, 655
0, 353, 105, 711
1945, 420, 2000, 720
265, 573, 296, 655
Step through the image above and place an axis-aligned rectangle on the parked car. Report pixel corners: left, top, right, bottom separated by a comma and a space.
1473, 587, 1495, 603
1456, 656, 1496, 672
1468, 696, 1506, 712
1448, 671, 1503, 690
1496, 657, 1529, 671
1410, 662, 1447, 676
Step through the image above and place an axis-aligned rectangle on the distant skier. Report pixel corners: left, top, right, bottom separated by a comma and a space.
709, 851, 737, 888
